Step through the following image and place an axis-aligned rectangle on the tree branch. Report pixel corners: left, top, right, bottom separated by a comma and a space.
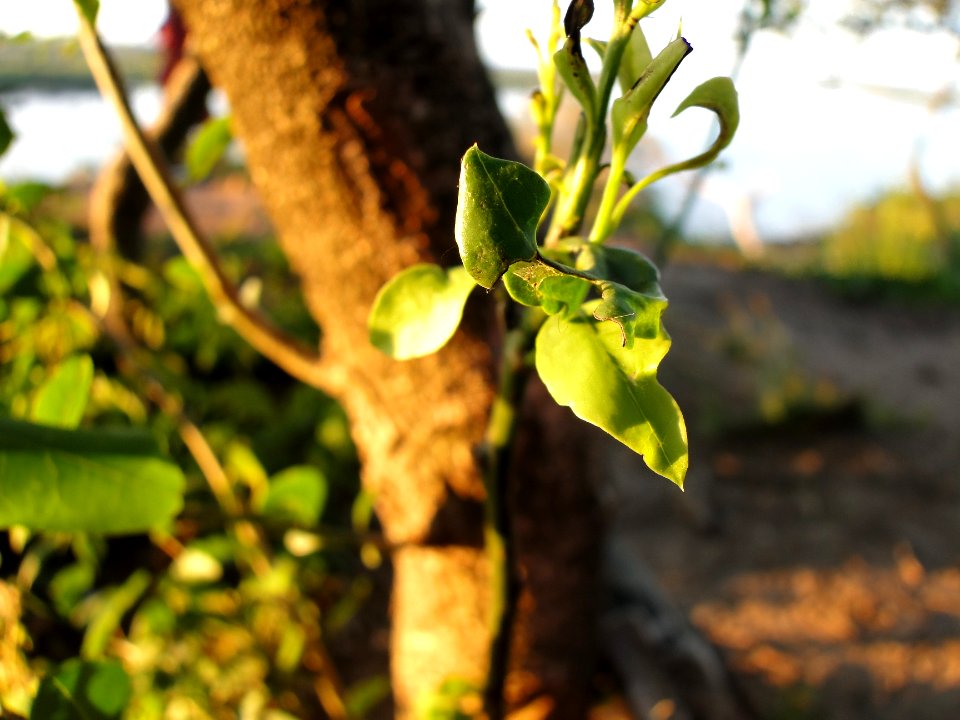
75, 11, 330, 391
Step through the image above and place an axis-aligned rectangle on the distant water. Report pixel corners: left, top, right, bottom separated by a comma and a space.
3, 85, 960, 242
0, 86, 164, 181
0, 86, 230, 181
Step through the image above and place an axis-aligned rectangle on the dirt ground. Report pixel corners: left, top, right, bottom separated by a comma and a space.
602, 259, 960, 720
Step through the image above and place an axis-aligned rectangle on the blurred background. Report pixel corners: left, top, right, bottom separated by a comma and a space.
1, 1, 959, 719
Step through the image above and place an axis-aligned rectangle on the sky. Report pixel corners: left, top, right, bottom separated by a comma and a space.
2, 1, 959, 240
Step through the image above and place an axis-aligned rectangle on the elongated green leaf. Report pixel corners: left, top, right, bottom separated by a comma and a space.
345, 676, 391, 719
31, 659, 129, 720
369, 264, 476, 359
185, 116, 232, 183
30, 354, 94, 428
554, 39, 596, 118
0, 106, 13, 158
258, 465, 328, 526
82, 570, 152, 659
593, 280, 667, 347
0, 213, 34, 293
0, 418, 185, 534
611, 37, 691, 156
586, 38, 607, 60
617, 24, 653, 93
455, 146, 548, 289
535, 310, 687, 486
669, 76, 740, 169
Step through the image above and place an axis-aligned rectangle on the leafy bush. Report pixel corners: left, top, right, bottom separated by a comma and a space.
820, 187, 960, 295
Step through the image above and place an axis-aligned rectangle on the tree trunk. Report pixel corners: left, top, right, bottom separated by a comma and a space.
173, 2, 600, 716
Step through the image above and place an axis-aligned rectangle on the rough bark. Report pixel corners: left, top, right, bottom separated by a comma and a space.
173, 1, 600, 716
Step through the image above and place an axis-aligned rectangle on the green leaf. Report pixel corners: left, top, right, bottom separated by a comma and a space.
72, 0, 100, 25
617, 24, 653, 93
535, 310, 687, 486
503, 259, 591, 315
2, 181, 53, 213
592, 280, 667, 347
258, 465, 328, 526
49, 562, 96, 618
31, 659, 130, 720
553, 38, 597, 118
345, 676, 391, 719
0, 106, 13, 158
669, 76, 740, 170
585, 38, 607, 60
576, 245, 661, 294
30, 354, 95, 429
81, 570, 152, 659
455, 146, 548, 289
368, 264, 476, 359
0, 213, 34, 293
0, 418, 185, 534
185, 116, 232, 183
611, 36, 691, 156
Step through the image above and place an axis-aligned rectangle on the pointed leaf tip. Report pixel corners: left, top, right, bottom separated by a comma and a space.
670, 76, 740, 167
536, 312, 688, 486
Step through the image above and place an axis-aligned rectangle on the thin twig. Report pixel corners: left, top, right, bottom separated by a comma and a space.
74, 12, 329, 390
304, 645, 353, 720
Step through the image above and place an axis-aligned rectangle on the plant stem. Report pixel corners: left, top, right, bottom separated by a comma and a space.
546, 18, 635, 245
589, 147, 628, 244
482, 307, 542, 720
74, 11, 329, 390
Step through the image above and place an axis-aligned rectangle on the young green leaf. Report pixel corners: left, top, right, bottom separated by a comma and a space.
185, 115, 233, 183
554, 38, 597, 119
0, 213, 34, 293
0, 418, 185, 534
30, 354, 95, 429
535, 311, 688, 486
577, 245, 661, 294
455, 146, 549, 289
617, 24, 653, 94
611, 77, 741, 227
0, 106, 13, 158
81, 570, 152, 659
503, 259, 591, 314
611, 36, 692, 156
586, 38, 607, 61
258, 465, 328, 526
31, 660, 129, 720
669, 76, 740, 169
556, 0, 597, 117
369, 264, 476, 359
592, 280, 667, 347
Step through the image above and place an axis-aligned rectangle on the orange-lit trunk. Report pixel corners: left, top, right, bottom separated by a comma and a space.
175, 1, 600, 715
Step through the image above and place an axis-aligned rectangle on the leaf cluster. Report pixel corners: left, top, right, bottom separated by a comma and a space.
369, 0, 741, 488
0, 181, 385, 718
